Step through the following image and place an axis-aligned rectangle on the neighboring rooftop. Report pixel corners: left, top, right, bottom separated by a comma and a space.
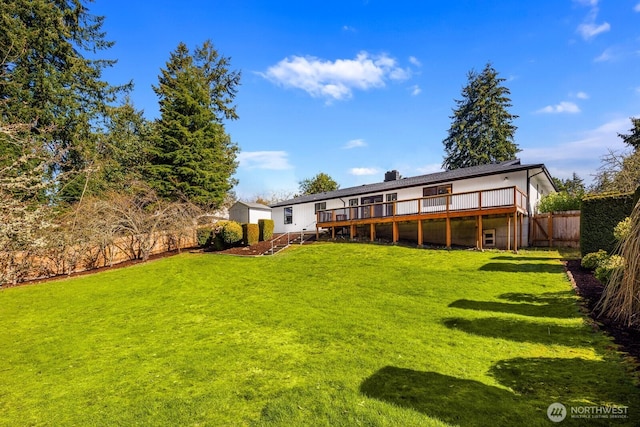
232, 201, 272, 210
270, 159, 553, 207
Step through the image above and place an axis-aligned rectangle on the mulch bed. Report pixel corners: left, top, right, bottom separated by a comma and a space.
565, 259, 640, 367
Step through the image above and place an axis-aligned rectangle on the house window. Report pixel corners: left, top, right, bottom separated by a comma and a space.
314, 202, 326, 213
349, 198, 358, 219
386, 193, 397, 216
284, 206, 293, 224
361, 195, 383, 218
423, 184, 452, 207
423, 184, 452, 197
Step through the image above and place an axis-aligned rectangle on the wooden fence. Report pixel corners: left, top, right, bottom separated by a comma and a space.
1, 228, 198, 286
530, 210, 580, 248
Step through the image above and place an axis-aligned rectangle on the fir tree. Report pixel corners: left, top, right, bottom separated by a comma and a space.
0, 0, 126, 201
442, 63, 519, 170
148, 41, 240, 208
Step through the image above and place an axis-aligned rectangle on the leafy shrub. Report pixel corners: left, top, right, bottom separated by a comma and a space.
242, 223, 259, 246
259, 219, 274, 241
614, 217, 631, 242
196, 227, 214, 247
595, 255, 625, 284
538, 191, 581, 213
581, 250, 610, 270
218, 220, 243, 246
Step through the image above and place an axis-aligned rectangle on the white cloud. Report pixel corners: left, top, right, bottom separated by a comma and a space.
349, 167, 379, 176
521, 117, 632, 183
261, 51, 411, 102
238, 151, 293, 170
522, 118, 630, 162
409, 56, 422, 67
575, 1, 610, 40
576, 91, 589, 99
634, 3, 640, 12
577, 21, 610, 40
342, 25, 356, 32
342, 139, 367, 149
410, 85, 421, 96
573, 0, 598, 6
594, 48, 614, 62
536, 101, 581, 114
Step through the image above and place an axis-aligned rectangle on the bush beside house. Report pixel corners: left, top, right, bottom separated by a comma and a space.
242, 223, 259, 246
259, 219, 274, 241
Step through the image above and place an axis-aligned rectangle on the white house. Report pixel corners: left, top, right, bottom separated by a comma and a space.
228, 201, 272, 224
270, 160, 556, 250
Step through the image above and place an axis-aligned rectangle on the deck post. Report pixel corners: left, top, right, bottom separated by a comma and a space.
331, 226, 335, 239
417, 219, 423, 247
370, 223, 376, 242
392, 221, 399, 244
507, 215, 511, 251
520, 214, 524, 248
477, 215, 483, 251
316, 225, 319, 240
513, 211, 518, 253
350, 224, 355, 240
445, 217, 451, 248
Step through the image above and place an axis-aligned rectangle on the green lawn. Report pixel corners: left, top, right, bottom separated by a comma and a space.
1, 243, 638, 426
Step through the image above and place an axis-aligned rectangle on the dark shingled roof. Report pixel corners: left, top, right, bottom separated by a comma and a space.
270, 159, 553, 207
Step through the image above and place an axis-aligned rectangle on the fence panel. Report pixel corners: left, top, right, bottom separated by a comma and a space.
531, 211, 580, 248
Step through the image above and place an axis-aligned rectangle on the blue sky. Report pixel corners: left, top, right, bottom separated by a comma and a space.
91, 0, 640, 199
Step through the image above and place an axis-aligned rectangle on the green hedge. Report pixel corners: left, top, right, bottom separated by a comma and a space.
259, 219, 274, 241
580, 192, 635, 256
242, 223, 259, 246
219, 221, 243, 246
196, 227, 214, 247
538, 191, 582, 213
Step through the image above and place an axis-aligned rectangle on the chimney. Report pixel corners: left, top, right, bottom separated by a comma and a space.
384, 170, 401, 182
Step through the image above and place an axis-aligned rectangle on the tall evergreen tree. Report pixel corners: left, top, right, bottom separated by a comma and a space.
618, 117, 640, 151
96, 98, 151, 191
148, 41, 240, 208
442, 63, 519, 170
0, 0, 126, 201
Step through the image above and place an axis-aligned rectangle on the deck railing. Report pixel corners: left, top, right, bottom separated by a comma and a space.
317, 186, 527, 224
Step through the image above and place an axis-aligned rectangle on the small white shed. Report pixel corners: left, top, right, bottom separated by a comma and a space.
229, 201, 272, 224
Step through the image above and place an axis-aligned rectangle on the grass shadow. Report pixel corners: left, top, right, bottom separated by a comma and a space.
479, 262, 563, 274
491, 256, 562, 261
359, 366, 534, 426
443, 317, 592, 347
361, 360, 639, 426
490, 357, 639, 411
498, 291, 576, 303
448, 298, 579, 318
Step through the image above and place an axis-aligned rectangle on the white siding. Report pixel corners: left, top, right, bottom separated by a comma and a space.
272, 169, 551, 244
249, 209, 272, 224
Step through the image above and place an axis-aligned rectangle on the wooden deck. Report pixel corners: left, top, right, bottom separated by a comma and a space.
315, 186, 528, 250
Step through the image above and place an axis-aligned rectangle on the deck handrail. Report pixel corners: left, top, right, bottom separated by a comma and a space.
316, 185, 527, 224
